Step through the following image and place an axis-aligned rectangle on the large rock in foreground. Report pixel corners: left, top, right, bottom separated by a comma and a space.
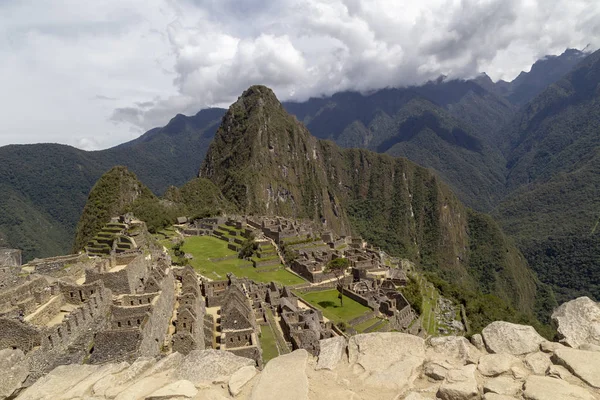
552, 297, 600, 348
175, 350, 254, 385
482, 321, 545, 355
553, 347, 600, 388
523, 375, 596, 400
0, 349, 29, 400
348, 332, 425, 390
250, 350, 308, 400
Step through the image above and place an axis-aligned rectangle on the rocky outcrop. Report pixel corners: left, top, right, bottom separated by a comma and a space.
0, 349, 29, 400
481, 321, 545, 355
9, 319, 600, 400
552, 297, 600, 348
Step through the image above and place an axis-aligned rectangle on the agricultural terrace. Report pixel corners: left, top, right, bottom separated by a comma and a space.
296, 289, 372, 324
176, 235, 305, 285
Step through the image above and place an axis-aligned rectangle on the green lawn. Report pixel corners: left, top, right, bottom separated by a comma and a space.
353, 317, 381, 333
419, 278, 439, 335
181, 236, 305, 285
297, 290, 372, 324
260, 325, 279, 363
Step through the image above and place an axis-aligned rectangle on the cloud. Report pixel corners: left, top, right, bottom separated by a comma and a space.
0, 0, 599, 149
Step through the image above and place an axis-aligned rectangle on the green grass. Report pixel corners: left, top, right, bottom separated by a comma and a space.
353, 317, 381, 333
297, 290, 372, 324
181, 236, 305, 285
260, 325, 279, 363
419, 277, 439, 335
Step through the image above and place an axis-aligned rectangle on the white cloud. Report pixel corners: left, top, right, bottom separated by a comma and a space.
0, 0, 599, 149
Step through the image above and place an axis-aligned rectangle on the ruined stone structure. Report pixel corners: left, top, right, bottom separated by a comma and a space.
172, 266, 207, 355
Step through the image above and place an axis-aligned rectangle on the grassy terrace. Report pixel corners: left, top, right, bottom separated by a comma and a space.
179, 236, 305, 285
417, 276, 439, 335
296, 289, 372, 324
259, 325, 279, 363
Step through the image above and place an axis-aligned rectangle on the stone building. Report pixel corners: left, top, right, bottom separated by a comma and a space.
172, 266, 207, 354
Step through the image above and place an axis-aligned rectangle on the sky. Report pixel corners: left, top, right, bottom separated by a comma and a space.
0, 0, 599, 150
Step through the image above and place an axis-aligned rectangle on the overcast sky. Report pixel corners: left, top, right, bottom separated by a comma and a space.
1, 0, 599, 150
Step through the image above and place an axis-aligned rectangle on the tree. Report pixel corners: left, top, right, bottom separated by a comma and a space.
325, 257, 350, 306
239, 233, 258, 259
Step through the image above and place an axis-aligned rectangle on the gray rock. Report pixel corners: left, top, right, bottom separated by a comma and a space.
483, 376, 522, 396
60, 362, 128, 399
546, 365, 573, 380
524, 352, 552, 375
424, 362, 448, 381
316, 336, 346, 370
348, 332, 425, 390
113, 372, 172, 400
146, 379, 198, 399
228, 365, 258, 396
552, 296, 600, 349
523, 375, 596, 400
0, 349, 29, 400
18, 364, 102, 400
470, 334, 486, 352
484, 394, 519, 400
553, 346, 600, 388
175, 349, 254, 385
579, 343, 600, 352
437, 364, 479, 400
482, 322, 545, 355
250, 349, 308, 400
478, 353, 520, 377
92, 357, 154, 398
540, 341, 566, 353
427, 336, 481, 366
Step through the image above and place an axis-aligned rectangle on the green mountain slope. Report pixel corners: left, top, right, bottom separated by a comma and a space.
0, 109, 222, 261
200, 85, 541, 321
494, 49, 600, 303
283, 81, 513, 211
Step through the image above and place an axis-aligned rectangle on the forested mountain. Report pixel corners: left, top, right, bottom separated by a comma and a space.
491, 48, 586, 106
200, 85, 545, 326
0, 109, 222, 261
493, 48, 600, 303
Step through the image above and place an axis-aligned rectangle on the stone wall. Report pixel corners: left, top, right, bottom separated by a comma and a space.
25, 254, 84, 275
59, 280, 105, 305
0, 317, 41, 351
85, 253, 150, 295
139, 270, 175, 357
91, 329, 142, 363
0, 276, 50, 314
0, 248, 21, 267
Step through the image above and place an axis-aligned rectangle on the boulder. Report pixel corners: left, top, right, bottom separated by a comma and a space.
427, 336, 481, 365
540, 341, 566, 353
552, 297, 600, 348
18, 364, 102, 400
553, 347, 600, 388
470, 334, 486, 352
146, 380, 198, 399
250, 349, 308, 400
316, 336, 347, 370
579, 343, 600, 352
348, 332, 425, 390
0, 349, 29, 400
113, 372, 173, 400
523, 375, 596, 400
483, 376, 522, 396
92, 357, 155, 398
424, 362, 448, 381
524, 352, 552, 375
60, 362, 128, 399
547, 365, 573, 380
228, 365, 258, 396
484, 395, 520, 400
437, 364, 479, 400
481, 322, 545, 355
175, 349, 254, 385
478, 353, 520, 377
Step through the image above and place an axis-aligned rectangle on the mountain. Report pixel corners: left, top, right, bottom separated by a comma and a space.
200, 85, 542, 324
0, 109, 222, 261
494, 48, 600, 303
492, 48, 587, 106
283, 80, 514, 210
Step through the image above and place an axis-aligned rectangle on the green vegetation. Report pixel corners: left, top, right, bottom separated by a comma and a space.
297, 290, 371, 324
324, 258, 350, 306
179, 236, 304, 285
259, 325, 279, 363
